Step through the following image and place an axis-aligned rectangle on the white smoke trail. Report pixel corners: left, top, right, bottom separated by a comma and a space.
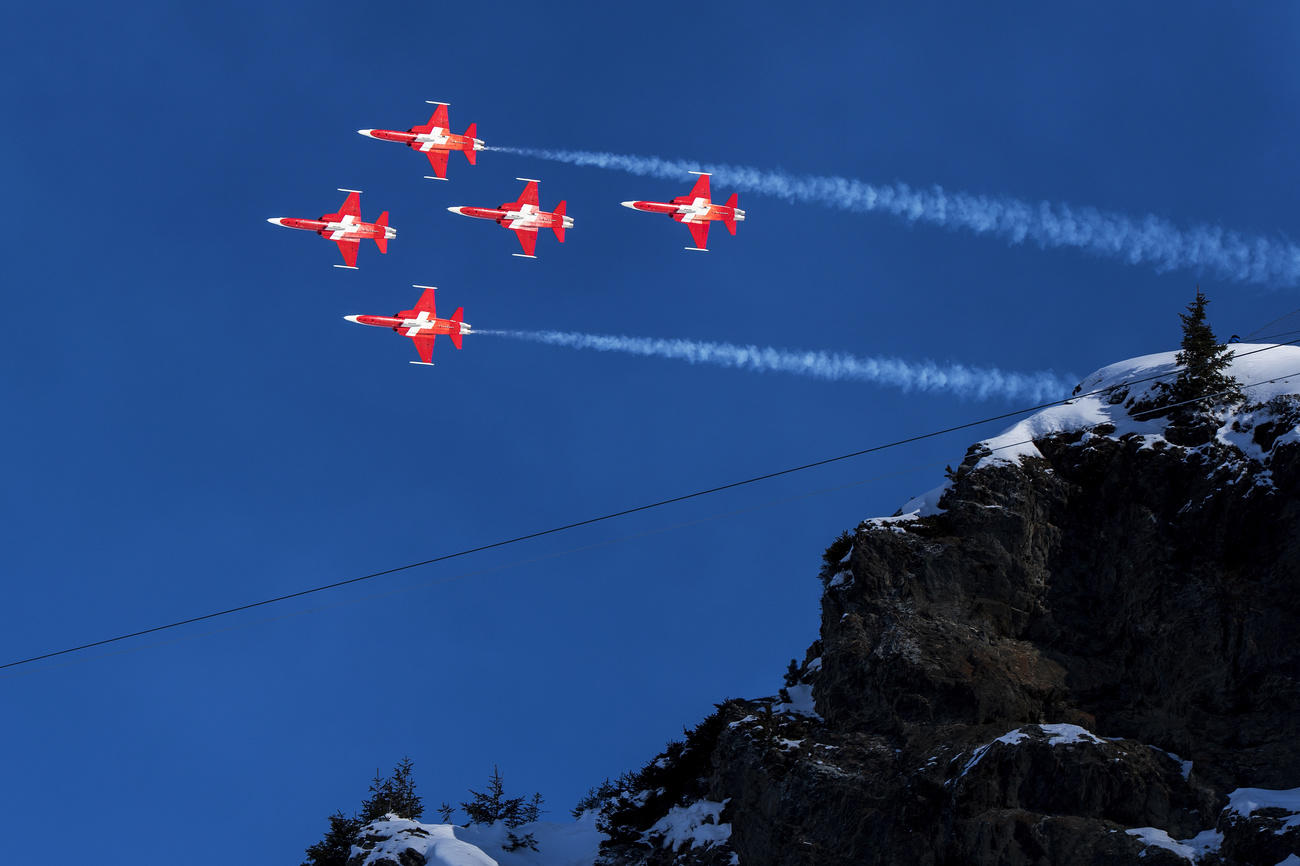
491, 146, 1300, 287
481, 329, 1074, 403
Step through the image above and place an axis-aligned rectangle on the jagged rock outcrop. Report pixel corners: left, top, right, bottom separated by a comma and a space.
595, 348, 1300, 866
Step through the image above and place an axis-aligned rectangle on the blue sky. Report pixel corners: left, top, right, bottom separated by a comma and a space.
3, 3, 1300, 862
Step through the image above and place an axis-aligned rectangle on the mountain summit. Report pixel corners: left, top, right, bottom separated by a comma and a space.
591, 345, 1300, 866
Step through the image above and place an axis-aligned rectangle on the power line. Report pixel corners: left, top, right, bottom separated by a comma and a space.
4, 341, 1299, 673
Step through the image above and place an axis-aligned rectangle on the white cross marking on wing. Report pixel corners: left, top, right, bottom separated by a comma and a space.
403, 310, 436, 337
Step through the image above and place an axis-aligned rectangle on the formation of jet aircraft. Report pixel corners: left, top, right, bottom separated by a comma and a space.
266, 101, 747, 364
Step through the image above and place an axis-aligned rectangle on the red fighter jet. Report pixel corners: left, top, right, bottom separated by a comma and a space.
447, 178, 573, 259
357, 101, 485, 181
621, 171, 745, 251
344, 285, 472, 366
267, 189, 395, 269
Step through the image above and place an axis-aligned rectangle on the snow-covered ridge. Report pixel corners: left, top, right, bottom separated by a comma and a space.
867, 344, 1300, 529
978, 343, 1300, 469
349, 814, 602, 866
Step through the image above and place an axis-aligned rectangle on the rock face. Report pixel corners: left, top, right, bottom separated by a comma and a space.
595, 361, 1300, 865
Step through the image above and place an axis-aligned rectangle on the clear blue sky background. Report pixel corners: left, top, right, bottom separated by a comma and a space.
3, 3, 1299, 863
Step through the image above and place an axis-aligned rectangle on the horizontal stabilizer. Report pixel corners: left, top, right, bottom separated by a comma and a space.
409, 361, 435, 366
465, 149, 477, 165
424, 176, 449, 181
333, 264, 360, 269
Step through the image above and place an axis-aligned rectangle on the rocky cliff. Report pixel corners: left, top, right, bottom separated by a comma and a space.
593, 346, 1300, 866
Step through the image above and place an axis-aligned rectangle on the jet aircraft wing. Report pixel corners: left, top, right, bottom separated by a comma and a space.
687, 173, 711, 202
336, 239, 360, 268
514, 228, 538, 257
323, 192, 361, 223
424, 149, 449, 179
687, 220, 710, 251
516, 180, 539, 208
399, 287, 438, 320
411, 334, 436, 364
413, 103, 449, 134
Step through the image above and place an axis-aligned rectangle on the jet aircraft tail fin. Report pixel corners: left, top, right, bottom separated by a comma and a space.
552, 200, 567, 242
463, 122, 478, 163
724, 194, 739, 235
449, 307, 465, 349
375, 211, 390, 252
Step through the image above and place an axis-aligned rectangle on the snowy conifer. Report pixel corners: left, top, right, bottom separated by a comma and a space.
1171, 289, 1243, 408
359, 756, 424, 821
301, 810, 362, 866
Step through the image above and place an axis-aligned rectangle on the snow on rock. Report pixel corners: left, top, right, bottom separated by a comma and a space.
1125, 827, 1198, 859
1037, 723, 1105, 745
976, 344, 1300, 470
646, 799, 731, 852
955, 723, 1107, 779
773, 683, 820, 719
1226, 786, 1300, 832
350, 816, 497, 866
1125, 827, 1224, 861
349, 815, 604, 866
866, 481, 951, 530
856, 344, 1300, 525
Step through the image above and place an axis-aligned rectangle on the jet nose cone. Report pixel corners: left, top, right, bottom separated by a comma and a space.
343, 315, 362, 324
446, 206, 466, 215
357, 129, 376, 138
267, 217, 287, 226
620, 201, 640, 209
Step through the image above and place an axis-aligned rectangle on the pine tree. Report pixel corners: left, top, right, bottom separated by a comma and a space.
571, 779, 621, 819
301, 811, 362, 866
359, 757, 424, 822
461, 766, 544, 852
1170, 289, 1243, 409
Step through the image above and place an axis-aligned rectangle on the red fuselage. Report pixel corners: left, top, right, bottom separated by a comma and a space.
269, 216, 392, 241
346, 314, 468, 337
448, 205, 569, 231
622, 196, 746, 225
360, 128, 484, 154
